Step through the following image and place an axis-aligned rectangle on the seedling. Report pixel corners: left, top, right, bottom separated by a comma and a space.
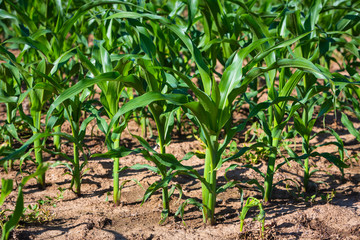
239, 197, 266, 239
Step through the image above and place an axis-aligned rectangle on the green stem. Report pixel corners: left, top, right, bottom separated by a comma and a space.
140, 110, 147, 138
176, 107, 182, 136
161, 178, 170, 214
113, 136, 120, 205
202, 145, 217, 225
303, 107, 310, 192
263, 151, 276, 203
6, 104, 11, 124
202, 149, 210, 222
6, 105, 14, 169
259, 204, 265, 238
158, 125, 170, 214
69, 118, 81, 196
53, 125, 61, 152
303, 139, 310, 192
150, 106, 170, 214
304, 155, 310, 192
33, 111, 45, 189
73, 141, 81, 195
263, 138, 279, 203
240, 219, 245, 232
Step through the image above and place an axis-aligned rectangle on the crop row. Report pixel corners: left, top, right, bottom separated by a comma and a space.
0, 0, 359, 239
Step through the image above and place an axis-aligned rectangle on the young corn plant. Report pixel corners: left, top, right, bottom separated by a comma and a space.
1, 0, 134, 152
96, 12, 194, 214
54, 88, 94, 196
76, 42, 133, 204
67, 10, 196, 214
0, 60, 24, 170
32, 0, 146, 196
0, 164, 48, 240
117, 134, 208, 224
106, 10, 334, 224
0, 48, 55, 188
239, 197, 266, 238
241, 4, 343, 202
45, 71, 130, 197
278, 0, 354, 193
288, 81, 350, 192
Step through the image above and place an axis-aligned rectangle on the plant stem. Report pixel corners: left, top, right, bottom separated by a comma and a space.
303, 107, 310, 192
6, 105, 14, 169
113, 137, 120, 206
140, 110, 147, 138
33, 111, 45, 189
73, 141, 81, 195
304, 155, 310, 192
202, 145, 217, 225
263, 138, 279, 203
263, 150, 276, 203
69, 118, 81, 196
158, 122, 170, 214
303, 137, 310, 192
6, 107, 13, 169
150, 106, 170, 214
240, 219, 245, 232
202, 148, 210, 222
53, 125, 61, 152
259, 204, 265, 239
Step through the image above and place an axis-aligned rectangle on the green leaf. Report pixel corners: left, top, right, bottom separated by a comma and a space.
0, 132, 49, 162
91, 147, 135, 159
341, 113, 360, 142
1, 164, 48, 240
311, 152, 348, 169
50, 48, 76, 75
0, 96, 17, 103
107, 11, 212, 95
46, 72, 125, 121
107, 92, 189, 138
59, 0, 143, 40
0, 178, 13, 206
216, 181, 239, 194
141, 174, 174, 205
5, 37, 49, 55
77, 49, 100, 76
152, 153, 193, 172
119, 164, 159, 174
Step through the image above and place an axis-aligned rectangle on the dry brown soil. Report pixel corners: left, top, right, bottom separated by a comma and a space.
1, 103, 360, 240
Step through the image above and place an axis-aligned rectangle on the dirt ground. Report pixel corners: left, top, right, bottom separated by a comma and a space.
1, 102, 360, 240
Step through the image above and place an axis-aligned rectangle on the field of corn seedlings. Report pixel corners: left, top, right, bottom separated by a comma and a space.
1, 0, 360, 239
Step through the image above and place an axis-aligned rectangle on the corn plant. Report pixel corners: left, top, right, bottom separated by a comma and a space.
0, 47, 55, 188
239, 0, 350, 202
288, 86, 349, 192
279, 0, 355, 192
99, 11, 193, 213
0, 59, 24, 170
0, 164, 48, 240
117, 135, 208, 223
54, 9, 197, 212
53, 88, 94, 196
104, 10, 335, 224
0, 48, 92, 195
76, 43, 133, 203
239, 197, 265, 238
0, 0, 359, 233
0, 0, 134, 152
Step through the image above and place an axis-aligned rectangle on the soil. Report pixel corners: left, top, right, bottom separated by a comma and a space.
1, 102, 360, 240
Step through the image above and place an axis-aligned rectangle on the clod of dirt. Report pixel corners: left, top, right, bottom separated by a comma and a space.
66, 224, 116, 240
74, 215, 112, 229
